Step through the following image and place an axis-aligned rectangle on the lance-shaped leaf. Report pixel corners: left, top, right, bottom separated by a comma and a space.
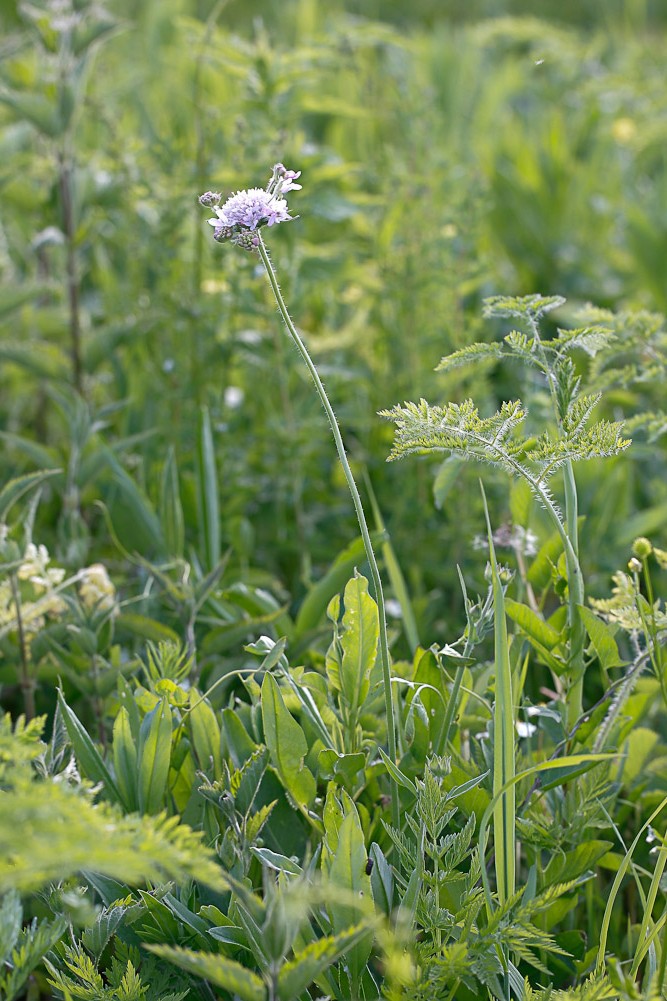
112, 707, 138, 812
137, 697, 172, 815
261, 673, 316, 809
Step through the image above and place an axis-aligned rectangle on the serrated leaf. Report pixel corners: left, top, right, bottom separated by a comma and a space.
146, 945, 266, 1001
277, 924, 371, 1001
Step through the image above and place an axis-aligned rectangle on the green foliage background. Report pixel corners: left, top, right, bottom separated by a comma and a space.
0, 1, 666, 998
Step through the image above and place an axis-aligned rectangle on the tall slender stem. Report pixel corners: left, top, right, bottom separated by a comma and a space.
256, 233, 400, 828
58, 145, 83, 395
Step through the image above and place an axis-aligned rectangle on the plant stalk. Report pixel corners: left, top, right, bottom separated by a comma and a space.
256, 233, 400, 828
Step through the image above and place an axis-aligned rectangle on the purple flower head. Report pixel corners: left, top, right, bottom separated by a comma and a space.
200, 165, 301, 248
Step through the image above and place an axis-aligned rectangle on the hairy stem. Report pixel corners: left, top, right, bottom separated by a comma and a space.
528, 314, 585, 729
256, 233, 400, 828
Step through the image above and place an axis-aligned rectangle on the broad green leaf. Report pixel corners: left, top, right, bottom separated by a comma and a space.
146, 945, 265, 1001
542, 840, 613, 888
578, 605, 626, 671
294, 534, 384, 638
277, 924, 371, 1001
57, 691, 120, 803
188, 692, 222, 778
324, 796, 374, 992
505, 597, 562, 650
0, 91, 63, 137
261, 673, 316, 809
338, 573, 379, 715
137, 697, 172, 815
196, 406, 220, 571
112, 707, 138, 813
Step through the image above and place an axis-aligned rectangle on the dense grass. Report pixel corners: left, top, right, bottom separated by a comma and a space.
0, 1, 666, 999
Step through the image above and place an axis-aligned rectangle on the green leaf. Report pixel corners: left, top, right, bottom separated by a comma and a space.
542, 841, 613, 888
369, 843, 394, 916
0, 469, 61, 522
116, 614, 181, 645
137, 697, 172, 815
578, 605, 626, 671
196, 406, 220, 572
159, 447, 185, 558
0, 890, 22, 966
323, 795, 374, 991
261, 673, 316, 809
112, 707, 138, 813
0, 91, 63, 137
378, 747, 416, 796
294, 535, 384, 638
188, 692, 222, 778
57, 691, 120, 803
277, 924, 371, 1001
338, 573, 379, 716
505, 598, 562, 651
146, 945, 266, 1001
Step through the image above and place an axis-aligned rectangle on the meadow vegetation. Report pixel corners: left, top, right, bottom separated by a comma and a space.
0, 0, 666, 998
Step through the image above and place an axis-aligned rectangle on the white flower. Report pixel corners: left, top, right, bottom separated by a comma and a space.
79, 563, 117, 614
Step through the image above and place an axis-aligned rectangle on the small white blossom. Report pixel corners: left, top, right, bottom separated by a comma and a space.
79, 563, 117, 614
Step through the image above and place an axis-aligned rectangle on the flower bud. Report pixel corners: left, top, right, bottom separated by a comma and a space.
631, 537, 653, 559
198, 191, 221, 208
627, 557, 642, 573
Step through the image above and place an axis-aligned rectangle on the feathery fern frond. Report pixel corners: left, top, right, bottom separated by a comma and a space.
483, 294, 566, 319
435, 341, 504, 373
380, 398, 528, 470
552, 325, 615, 358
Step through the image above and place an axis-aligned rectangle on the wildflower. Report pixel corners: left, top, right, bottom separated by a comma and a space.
79, 563, 117, 614
18, 542, 65, 594
200, 163, 300, 249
